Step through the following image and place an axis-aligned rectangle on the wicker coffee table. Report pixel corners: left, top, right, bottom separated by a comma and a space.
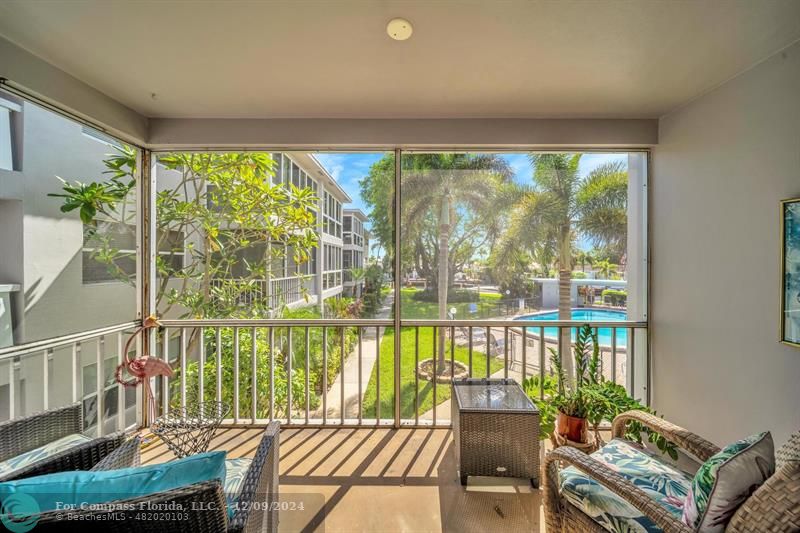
452, 378, 540, 487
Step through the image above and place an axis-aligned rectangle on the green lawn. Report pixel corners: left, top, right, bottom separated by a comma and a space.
362, 325, 504, 419
399, 288, 504, 319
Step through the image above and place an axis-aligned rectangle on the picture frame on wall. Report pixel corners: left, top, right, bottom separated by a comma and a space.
782, 197, 800, 347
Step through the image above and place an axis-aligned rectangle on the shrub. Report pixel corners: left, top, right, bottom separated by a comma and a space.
174, 321, 359, 418
601, 289, 627, 306
410, 289, 478, 303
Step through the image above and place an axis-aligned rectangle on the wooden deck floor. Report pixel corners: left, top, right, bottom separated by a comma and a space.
142, 426, 544, 532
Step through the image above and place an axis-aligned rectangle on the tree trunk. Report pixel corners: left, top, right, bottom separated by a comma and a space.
558, 226, 574, 383
437, 195, 450, 372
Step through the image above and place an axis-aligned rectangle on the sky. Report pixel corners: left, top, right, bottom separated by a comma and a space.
314, 151, 628, 229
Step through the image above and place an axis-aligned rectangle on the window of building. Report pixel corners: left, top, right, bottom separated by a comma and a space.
271, 153, 283, 185
292, 162, 301, 188
81, 126, 124, 149
83, 223, 184, 284
0, 95, 22, 171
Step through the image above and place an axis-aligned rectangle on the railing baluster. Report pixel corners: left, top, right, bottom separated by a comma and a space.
340, 326, 345, 425
117, 332, 125, 431
179, 328, 187, 409
96, 337, 104, 436
198, 327, 205, 405
593, 326, 601, 377
305, 326, 310, 424
233, 327, 240, 424
375, 326, 380, 423
71, 342, 79, 403
485, 326, 490, 378
539, 326, 545, 400
215, 327, 222, 405
251, 326, 257, 424
357, 326, 362, 424
432, 326, 437, 426
468, 327, 473, 377
611, 327, 618, 384
287, 327, 292, 425
269, 327, 275, 421
627, 327, 635, 397
449, 326, 455, 384
522, 326, 527, 381
322, 327, 328, 425
7, 358, 15, 420
557, 326, 565, 382
414, 326, 419, 425
42, 349, 49, 411
503, 327, 508, 379
162, 327, 169, 415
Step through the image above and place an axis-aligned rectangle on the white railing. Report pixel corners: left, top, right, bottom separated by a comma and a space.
156, 318, 648, 428
210, 277, 307, 309
0, 322, 140, 436
0, 317, 649, 432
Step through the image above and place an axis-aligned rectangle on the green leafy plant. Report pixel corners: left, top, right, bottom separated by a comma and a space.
50, 149, 319, 319
523, 324, 678, 459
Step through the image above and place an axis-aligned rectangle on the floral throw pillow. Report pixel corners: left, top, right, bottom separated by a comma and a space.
682, 432, 774, 532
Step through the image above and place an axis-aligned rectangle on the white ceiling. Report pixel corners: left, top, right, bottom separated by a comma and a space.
0, 0, 798, 119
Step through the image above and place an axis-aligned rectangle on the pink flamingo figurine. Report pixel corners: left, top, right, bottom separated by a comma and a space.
115, 315, 173, 424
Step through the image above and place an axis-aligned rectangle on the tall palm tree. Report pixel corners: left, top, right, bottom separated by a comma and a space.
492, 156, 627, 376
402, 154, 512, 369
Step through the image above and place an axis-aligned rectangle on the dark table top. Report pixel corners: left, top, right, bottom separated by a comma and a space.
452, 378, 538, 413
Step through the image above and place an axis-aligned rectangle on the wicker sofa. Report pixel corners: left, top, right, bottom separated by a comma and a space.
28, 421, 281, 532
0, 403, 127, 481
544, 410, 800, 533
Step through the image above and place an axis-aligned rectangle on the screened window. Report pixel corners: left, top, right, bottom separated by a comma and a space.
0, 95, 21, 171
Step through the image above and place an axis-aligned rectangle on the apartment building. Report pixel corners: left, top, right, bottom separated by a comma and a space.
342, 209, 369, 297
269, 152, 352, 309
0, 98, 358, 429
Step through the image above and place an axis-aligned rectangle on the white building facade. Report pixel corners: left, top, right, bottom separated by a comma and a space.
342, 209, 369, 297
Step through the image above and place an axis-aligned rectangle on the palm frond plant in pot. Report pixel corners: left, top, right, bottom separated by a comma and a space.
523, 324, 678, 458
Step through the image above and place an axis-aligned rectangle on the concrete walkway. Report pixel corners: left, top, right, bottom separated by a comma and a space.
314, 290, 394, 419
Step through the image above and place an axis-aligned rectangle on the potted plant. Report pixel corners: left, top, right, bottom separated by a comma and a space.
523, 324, 678, 458
523, 325, 598, 445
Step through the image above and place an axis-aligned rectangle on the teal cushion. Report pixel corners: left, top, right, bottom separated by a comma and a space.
560, 439, 693, 533
0, 434, 92, 477
223, 457, 252, 518
0, 451, 226, 514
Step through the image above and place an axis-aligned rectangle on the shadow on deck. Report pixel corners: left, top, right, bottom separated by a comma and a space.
143, 426, 543, 532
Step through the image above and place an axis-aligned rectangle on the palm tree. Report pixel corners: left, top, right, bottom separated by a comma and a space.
492, 156, 627, 377
594, 259, 618, 279
575, 250, 595, 272
349, 267, 366, 297
402, 154, 512, 370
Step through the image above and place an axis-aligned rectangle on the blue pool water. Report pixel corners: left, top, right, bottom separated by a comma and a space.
515, 308, 628, 347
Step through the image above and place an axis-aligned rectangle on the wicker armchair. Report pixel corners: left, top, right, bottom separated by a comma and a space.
544, 410, 800, 533
0, 403, 127, 481
30, 421, 281, 532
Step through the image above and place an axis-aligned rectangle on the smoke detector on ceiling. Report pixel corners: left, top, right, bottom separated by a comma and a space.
387, 18, 413, 41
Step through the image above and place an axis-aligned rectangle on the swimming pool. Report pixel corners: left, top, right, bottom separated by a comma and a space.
515, 308, 628, 347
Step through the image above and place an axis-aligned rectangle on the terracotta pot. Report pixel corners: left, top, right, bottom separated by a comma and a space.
556, 412, 588, 443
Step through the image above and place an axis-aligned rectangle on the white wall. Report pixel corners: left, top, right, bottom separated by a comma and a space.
652, 41, 800, 447
0, 36, 148, 144
0, 103, 138, 344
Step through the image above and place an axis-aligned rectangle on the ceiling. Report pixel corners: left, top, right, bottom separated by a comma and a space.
0, 0, 798, 119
